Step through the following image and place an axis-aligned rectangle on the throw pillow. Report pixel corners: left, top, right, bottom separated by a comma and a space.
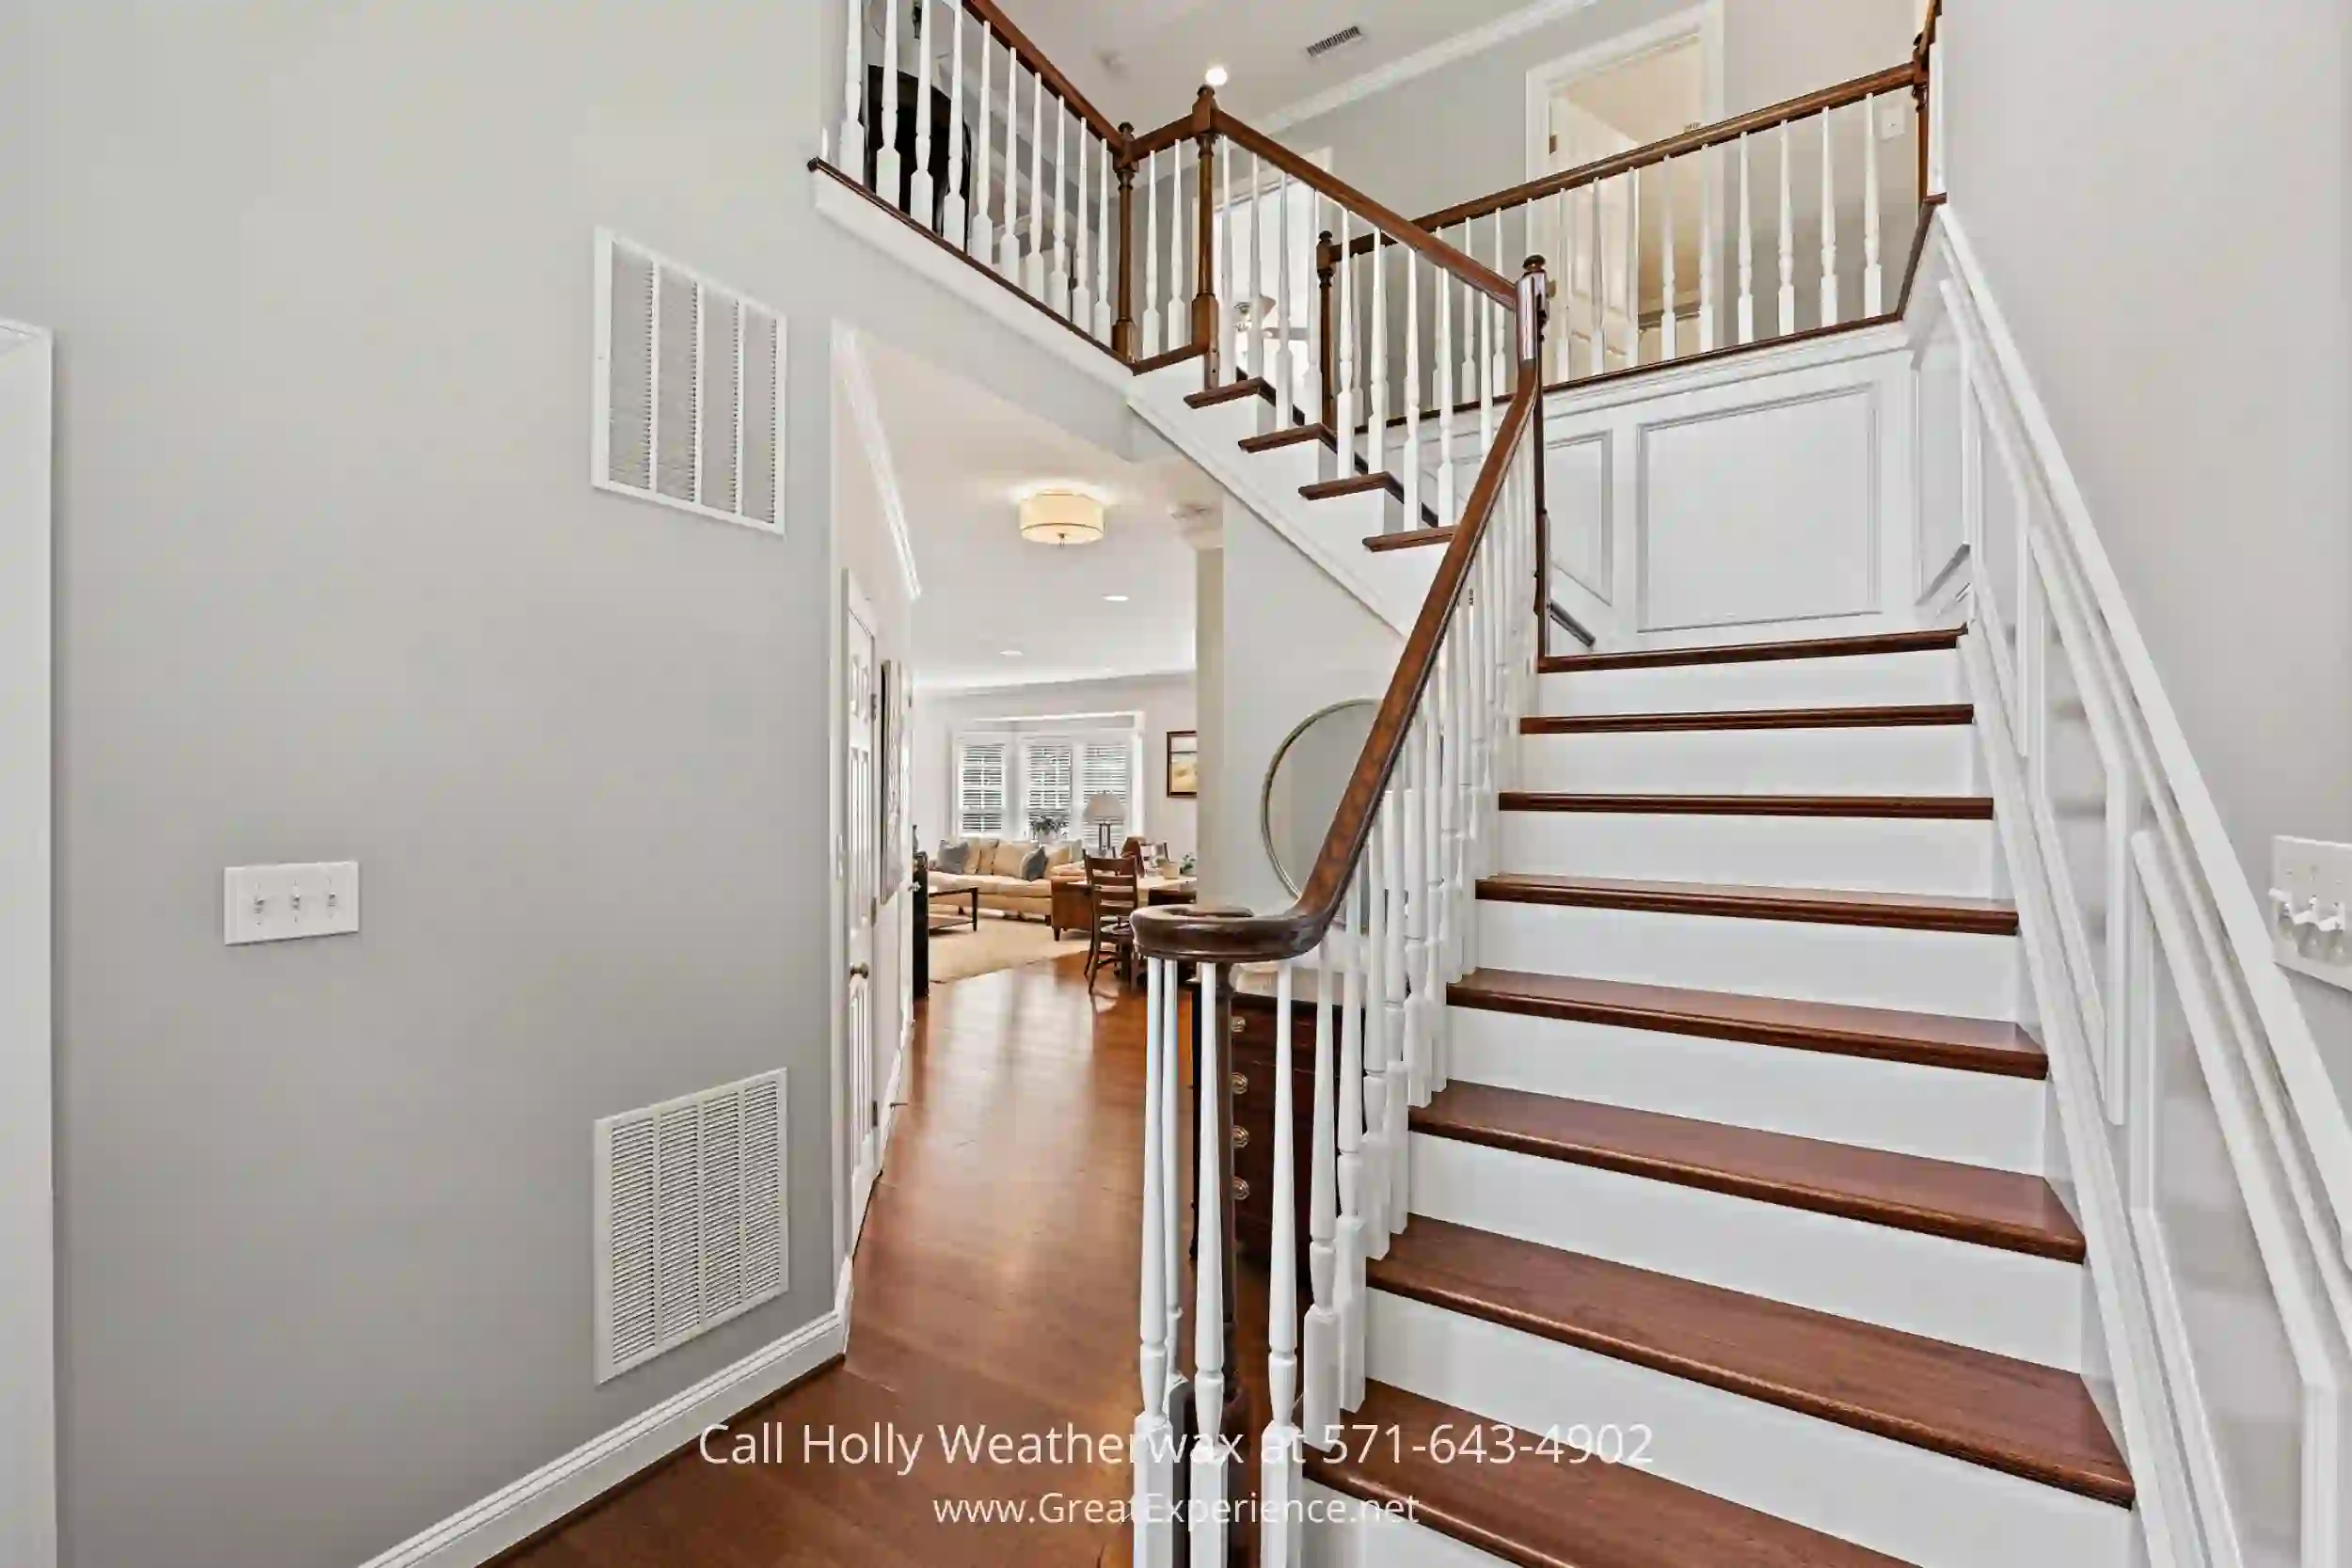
935, 841, 970, 874
993, 840, 1035, 879
1020, 844, 1048, 880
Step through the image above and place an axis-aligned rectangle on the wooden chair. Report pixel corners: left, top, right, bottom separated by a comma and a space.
1083, 852, 1141, 992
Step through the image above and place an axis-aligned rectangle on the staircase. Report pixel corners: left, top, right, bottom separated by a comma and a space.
1295, 626, 2134, 1568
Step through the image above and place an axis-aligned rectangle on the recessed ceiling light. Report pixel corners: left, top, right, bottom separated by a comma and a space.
1104, 594, 1130, 603
1204, 64, 1229, 88
1000, 648, 1024, 657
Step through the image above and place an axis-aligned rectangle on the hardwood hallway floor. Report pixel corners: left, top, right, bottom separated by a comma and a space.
509, 955, 1168, 1567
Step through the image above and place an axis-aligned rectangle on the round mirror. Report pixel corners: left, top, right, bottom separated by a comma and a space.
1261, 699, 1378, 897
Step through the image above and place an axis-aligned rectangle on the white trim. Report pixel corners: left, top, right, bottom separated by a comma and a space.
1258, 0, 1611, 134
351, 1309, 846, 1568
834, 327, 923, 603
1522, 3, 1725, 185
0, 319, 55, 1568
1936, 208, 2352, 1259
812, 170, 1126, 392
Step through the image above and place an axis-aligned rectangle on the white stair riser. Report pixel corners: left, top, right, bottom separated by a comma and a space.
1407, 1132, 2080, 1369
1537, 649, 1962, 715
1446, 1007, 2046, 1171
1367, 1293, 2132, 1568
1518, 724, 1977, 795
1241, 436, 1331, 494
1499, 811, 1996, 896
1297, 1480, 1509, 1568
1475, 899, 2019, 1019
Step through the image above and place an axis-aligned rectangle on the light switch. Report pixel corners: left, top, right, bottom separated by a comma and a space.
225, 862, 360, 945
2270, 837, 2352, 993
1876, 98, 1911, 142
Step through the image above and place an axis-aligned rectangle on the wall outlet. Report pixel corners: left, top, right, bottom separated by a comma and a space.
2269, 836, 2352, 993
224, 862, 360, 945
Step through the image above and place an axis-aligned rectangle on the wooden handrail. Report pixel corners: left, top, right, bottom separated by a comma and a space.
959, 0, 1124, 146
1131, 364, 1542, 964
1344, 60, 1923, 256
1215, 108, 1517, 303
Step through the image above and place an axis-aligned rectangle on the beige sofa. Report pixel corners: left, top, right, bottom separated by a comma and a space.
929, 837, 1081, 922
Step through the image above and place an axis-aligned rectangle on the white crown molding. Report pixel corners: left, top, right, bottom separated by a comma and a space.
834, 326, 923, 605
352, 1307, 847, 1568
1258, 0, 1609, 134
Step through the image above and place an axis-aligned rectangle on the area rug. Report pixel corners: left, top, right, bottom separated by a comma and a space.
927, 914, 1089, 984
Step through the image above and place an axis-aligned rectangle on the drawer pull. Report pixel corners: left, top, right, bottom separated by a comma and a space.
1231, 1125, 1250, 1149
1232, 1178, 1251, 1201
1231, 1016, 1248, 1037
1231, 1071, 1248, 1096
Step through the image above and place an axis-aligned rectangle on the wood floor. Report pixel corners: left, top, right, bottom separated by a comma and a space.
508, 956, 1174, 1568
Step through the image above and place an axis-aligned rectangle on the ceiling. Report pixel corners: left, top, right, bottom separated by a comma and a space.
858, 334, 1215, 692
997, 0, 1545, 130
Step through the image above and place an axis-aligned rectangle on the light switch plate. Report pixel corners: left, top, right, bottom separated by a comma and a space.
2270, 836, 2352, 993
224, 862, 360, 945
1876, 98, 1911, 142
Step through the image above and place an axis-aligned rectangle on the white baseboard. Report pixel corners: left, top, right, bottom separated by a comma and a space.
354, 1308, 847, 1568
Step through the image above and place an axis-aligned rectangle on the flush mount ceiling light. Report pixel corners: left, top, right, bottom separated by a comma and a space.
1017, 488, 1106, 546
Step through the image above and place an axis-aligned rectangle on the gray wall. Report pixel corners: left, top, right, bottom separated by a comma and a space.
0, 3, 1128, 1565
1942, 0, 2352, 1107
1279, 0, 1921, 225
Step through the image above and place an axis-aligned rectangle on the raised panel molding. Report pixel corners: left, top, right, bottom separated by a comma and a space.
1544, 430, 1612, 604
1634, 385, 1880, 633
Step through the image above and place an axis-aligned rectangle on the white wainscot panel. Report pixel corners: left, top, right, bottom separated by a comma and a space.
1545, 431, 1611, 603
1915, 324, 1966, 599
1636, 386, 1878, 633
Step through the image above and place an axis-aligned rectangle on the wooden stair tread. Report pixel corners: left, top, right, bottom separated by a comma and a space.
1238, 421, 1330, 452
1130, 341, 1209, 374
1522, 704, 1974, 734
1185, 376, 1271, 408
1308, 1379, 1923, 1568
1497, 791, 1994, 819
1301, 471, 1393, 501
1412, 1082, 2085, 1260
1538, 628, 1964, 674
1363, 525, 1457, 552
1448, 968, 2046, 1078
1371, 1218, 2134, 1505
1476, 873, 2020, 935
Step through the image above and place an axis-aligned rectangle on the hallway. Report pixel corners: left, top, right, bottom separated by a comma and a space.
511, 957, 1163, 1566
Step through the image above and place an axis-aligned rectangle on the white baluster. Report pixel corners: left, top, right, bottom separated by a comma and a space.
1142, 149, 1162, 356
1133, 958, 1175, 1568
1819, 107, 1838, 325
1777, 119, 1796, 333
996, 57, 1024, 277
1302, 936, 1340, 1450
1698, 140, 1717, 353
1025, 70, 1047, 297
837, 0, 866, 175
1379, 786, 1410, 1219
1360, 805, 1391, 1259
1334, 891, 1367, 1411
1095, 132, 1115, 341
1401, 253, 1421, 530
1246, 153, 1263, 385
911, 0, 937, 228
1421, 692, 1446, 1094
1216, 135, 1232, 378
1624, 167, 1641, 367
1051, 100, 1073, 315
1259, 959, 1303, 1568
1587, 180, 1605, 375
1552, 191, 1573, 380
1161, 960, 1184, 1409
1335, 212, 1356, 472
1431, 643, 1455, 1086
1736, 133, 1754, 343
1368, 233, 1388, 482
1072, 131, 1092, 329
1189, 964, 1228, 1568
1436, 267, 1455, 524
969, 22, 994, 261
1863, 94, 1883, 315
877, 0, 902, 201
1490, 212, 1509, 391
943, 6, 968, 245
1456, 233, 1478, 396
1273, 173, 1292, 413
1660, 153, 1677, 360
1171, 144, 1191, 358
1401, 720, 1430, 1107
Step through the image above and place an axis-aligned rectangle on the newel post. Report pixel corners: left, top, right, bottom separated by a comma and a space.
1190, 86, 1221, 375
1519, 255, 1550, 627
1113, 127, 1139, 360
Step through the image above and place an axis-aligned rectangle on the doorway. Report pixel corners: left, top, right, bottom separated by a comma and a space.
842, 576, 882, 1249
0, 320, 56, 1568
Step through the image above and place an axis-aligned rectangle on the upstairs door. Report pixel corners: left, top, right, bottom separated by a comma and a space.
843, 584, 882, 1247
1544, 97, 1639, 374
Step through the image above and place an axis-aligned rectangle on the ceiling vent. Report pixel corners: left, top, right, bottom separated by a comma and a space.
594, 1068, 788, 1383
1304, 24, 1364, 60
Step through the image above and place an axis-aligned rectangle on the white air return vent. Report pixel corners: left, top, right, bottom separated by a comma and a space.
594, 1068, 787, 1383
1304, 24, 1364, 59
594, 230, 786, 532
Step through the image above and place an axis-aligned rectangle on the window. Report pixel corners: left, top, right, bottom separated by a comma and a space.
955, 739, 1008, 835
1021, 738, 1074, 839
1080, 737, 1134, 846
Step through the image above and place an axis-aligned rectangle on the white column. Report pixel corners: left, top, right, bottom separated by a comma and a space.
1133, 958, 1175, 1568
1259, 963, 1304, 1568
1188, 964, 1228, 1568
1863, 94, 1884, 315
838, 0, 867, 175
1819, 106, 1839, 325
911, 0, 937, 227
1777, 119, 1796, 334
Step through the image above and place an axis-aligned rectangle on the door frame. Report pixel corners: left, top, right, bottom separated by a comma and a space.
1522, 3, 1724, 183
830, 564, 883, 1304
0, 319, 56, 1568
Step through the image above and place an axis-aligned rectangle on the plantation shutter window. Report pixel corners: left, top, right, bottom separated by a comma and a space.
1081, 738, 1134, 845
956, 740, 1009, 835
1022, 739, 1074, 839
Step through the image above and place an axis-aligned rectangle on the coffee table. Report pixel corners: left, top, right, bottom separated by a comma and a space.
928, 885, 978, 933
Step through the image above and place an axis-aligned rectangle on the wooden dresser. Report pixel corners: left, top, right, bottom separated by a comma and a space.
1226, 965, 1325, 1286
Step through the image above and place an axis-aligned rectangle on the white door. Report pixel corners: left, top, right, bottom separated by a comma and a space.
1538, 97, 1640, 373
0, 322, 56, 1568
843, 584, 882, 1244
